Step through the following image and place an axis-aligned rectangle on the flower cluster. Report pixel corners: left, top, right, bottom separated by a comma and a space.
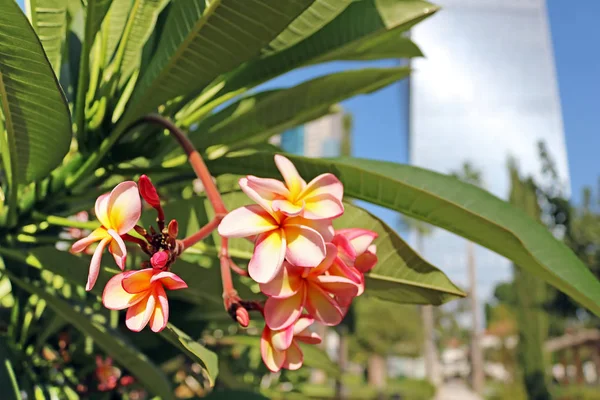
218, 155, 378, 372
69, 154, 376, 373
71, 177, 188, 333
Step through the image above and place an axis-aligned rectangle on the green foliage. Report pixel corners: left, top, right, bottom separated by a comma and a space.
352, 297, 422, 358
0, 0, 598, 396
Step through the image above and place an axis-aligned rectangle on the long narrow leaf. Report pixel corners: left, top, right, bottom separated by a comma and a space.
160, 324, 219, 386
110, 0, 167, 85
102, 0, 133, 64
25, 0, 68, 75
337, 203, 465, 304
262, 0, 352, 55
171, 190, 464, 304
0, 336, 20, 400
74, 0, 112, 139
186, 68, 411, 149
206, 152, 600, 316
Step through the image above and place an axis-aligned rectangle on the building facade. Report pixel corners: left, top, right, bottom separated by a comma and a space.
274, 112, 345, 158
408, 0, 569, 300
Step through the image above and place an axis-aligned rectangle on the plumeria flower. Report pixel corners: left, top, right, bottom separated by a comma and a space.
261, 316, 321, 373
71, 182, 142, 291
218, 180, 333, 283
261, 244, 360, 330
330, 229, 378, 311
243, 155, 344, 219
102, 265, 187, 332
336, 228, 378, 275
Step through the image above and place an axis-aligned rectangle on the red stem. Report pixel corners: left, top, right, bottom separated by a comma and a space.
137, 115, 227, 215
179, 216, 221, 250
229, 259, 249, 277
133, 114, 234, 308
220, 237, 237, 297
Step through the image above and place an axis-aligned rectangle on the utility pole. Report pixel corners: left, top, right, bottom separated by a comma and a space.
468, 240, 484, 394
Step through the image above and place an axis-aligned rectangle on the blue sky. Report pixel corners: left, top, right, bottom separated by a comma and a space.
548, 0, 600, 203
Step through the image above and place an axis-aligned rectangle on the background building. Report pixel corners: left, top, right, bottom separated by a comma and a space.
274, 111, 346, 157
408, 0, 570, 304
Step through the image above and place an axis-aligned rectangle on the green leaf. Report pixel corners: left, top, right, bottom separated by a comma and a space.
110, 0, 167, 85
187, 68, 410, 149
336, 203, 465, 304
0, 336, 20, 400
85, 0, 112, 41
309, 0, 435, 64
159, 324, 219, 386
332, 34, 423, 61
5, 272, 174, 400
207, 152, 600, 316
25, 0, 68, 75
262, 0, 352, 55
122, 0, 316, 123
0, 0, 72, 185
102, 0, 133, 63
176, 189, 463, 305
74, 0, 112, 139
193, 0, 436, 114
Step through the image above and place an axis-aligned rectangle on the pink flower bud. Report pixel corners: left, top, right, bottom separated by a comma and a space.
236, 307, 250, 328
151, 251, 169, 269
138, 175, 161, 209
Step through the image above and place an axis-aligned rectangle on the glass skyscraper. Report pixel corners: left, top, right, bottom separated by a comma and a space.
409, 0, 569, 300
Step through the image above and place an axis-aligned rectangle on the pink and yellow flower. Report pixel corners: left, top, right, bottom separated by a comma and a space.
261, 316, 321, 372
102, 268, 187, 332
243, 155, 344, 219
329, 229, 378, 310
336, 228, 378, 275
218, 179, 333, 283
71, 182, 142, 291
260, 244, 360, 330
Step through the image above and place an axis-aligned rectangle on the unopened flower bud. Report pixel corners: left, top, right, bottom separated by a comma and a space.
236, 307, 250, 328
151, 251, 170, 269
167, 219, 178, 238
138, 175, 161, 209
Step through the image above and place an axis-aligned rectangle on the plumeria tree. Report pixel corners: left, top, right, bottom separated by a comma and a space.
0, 0, 599, 398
